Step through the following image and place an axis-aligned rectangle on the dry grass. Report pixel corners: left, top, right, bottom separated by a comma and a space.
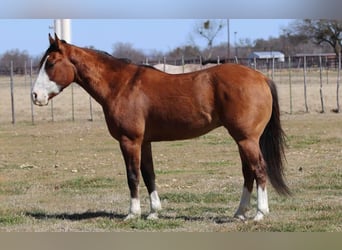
0, 68, 341, 231
0, 113, 341, 231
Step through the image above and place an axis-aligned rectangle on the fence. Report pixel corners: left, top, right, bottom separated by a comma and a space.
0, 55, 341, 125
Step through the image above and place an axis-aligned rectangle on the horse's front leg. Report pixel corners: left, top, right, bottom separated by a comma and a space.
141, 142, 162, 220
119, 136, 142, 220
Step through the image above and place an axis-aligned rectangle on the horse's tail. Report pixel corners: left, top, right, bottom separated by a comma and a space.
260, 79, 291, 196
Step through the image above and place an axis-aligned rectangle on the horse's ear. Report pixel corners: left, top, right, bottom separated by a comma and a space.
49, 33, 55, 45
54, 33, 61, 49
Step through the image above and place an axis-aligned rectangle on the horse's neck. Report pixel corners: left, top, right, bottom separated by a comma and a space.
69, 47, 132, 106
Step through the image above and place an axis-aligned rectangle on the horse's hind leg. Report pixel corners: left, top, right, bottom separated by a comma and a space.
234, 138, 269, 221
234, 154, 254, 220
141, 142, 162, 219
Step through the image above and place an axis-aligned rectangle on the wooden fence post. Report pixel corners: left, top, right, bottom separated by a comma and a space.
336, 52, 341, 113
89, 96, 93, 121
303, 55, 309, 113
71, 84, 75, 121
319, 55, 325, 113
30, 59, 35, 125
50, 99, 54, 122
10, 61, 15, 124
288, 56, 293, 114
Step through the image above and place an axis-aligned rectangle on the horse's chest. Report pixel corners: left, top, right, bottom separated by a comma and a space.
104, 100, 146, 140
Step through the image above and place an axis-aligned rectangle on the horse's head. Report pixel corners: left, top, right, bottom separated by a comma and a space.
32, 33, 76, 106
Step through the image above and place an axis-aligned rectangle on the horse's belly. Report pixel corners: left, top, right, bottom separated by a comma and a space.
145, 115, 220, 141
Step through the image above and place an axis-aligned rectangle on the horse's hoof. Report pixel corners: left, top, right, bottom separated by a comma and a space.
234, 213, 247, 221
124, 213, 141, 221
253, 211, 265, 221
147, 212, 159, 220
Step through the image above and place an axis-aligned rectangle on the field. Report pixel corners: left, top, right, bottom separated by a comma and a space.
0, 69, 341, 231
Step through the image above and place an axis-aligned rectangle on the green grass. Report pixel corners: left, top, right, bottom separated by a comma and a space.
0, 181, 31, 195
94, 217, 183, 231
288, 135, 321, 149
0, 114, 341, 231
0, 215, 25, 226
56, 177, 118, 194
161, 192, 229, 204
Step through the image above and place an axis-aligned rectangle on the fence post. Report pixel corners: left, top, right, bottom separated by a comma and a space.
163, 57, 166, 72
288, 56, 293, 114
71, 84, 75, 121
182, 56, 184, 73
10, 61, 15, 124
50, 99, 54, 122
303, 55, 309, 113
30, 59, 35, 125
336, 52, 341, 113
319, 55, 325, 113
89, 95, 93, 121
271, 56, 275, 80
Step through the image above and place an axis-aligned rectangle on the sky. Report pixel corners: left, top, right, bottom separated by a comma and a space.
0, 19, 294, 57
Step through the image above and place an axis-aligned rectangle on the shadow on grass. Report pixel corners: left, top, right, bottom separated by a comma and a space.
25, 210, 236, 224
25, 210, 126, 221
159, 214, 236, 224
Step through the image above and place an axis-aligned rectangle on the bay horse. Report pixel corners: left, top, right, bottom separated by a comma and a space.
32, 34, 290, 221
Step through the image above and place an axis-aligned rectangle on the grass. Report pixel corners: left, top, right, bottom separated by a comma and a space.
161, 192, 229, 204
56, 177, 118, 193
0, 113, 341, 231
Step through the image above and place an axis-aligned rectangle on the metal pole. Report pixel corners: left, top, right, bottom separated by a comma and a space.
10, 61, 15, 124
226, 19, 230, 60
288, 56, 293, 114
303, 56, 309, 113
163, 57, 166, 72
71, 84, 75, 121
319, 55, 325, 113
89, 95, 93, 121
336, 52, 341, 113
272, 56, 275, 80
50, 99, 54, 122
30, 59, 35, 124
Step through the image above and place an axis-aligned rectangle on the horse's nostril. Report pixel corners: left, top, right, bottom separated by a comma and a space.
32, 92, 37, 100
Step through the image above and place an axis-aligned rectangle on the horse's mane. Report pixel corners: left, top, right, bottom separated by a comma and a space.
90, 48, 162, 72
42, 41, 161, 72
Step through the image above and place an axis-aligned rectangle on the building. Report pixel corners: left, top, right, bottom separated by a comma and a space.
248, 51, 285, 62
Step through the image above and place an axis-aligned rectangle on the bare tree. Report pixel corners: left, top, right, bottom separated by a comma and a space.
193, 19, 225, 59
0, 49, 31, 74
288, 19, 342, 56
112, 42, 146, 63
166, 45, 201, 61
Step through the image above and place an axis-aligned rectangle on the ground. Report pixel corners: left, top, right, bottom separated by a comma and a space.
0, 69, 341, 231
0, 113, 341, 231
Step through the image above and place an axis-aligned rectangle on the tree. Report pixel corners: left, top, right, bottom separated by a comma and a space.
112, 42, 146, 63
0, 49, 31, 74
193, 19, 225, 59
166, 45, 201, 60
289, 19, 342, 56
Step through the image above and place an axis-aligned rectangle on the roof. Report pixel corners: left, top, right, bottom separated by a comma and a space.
249, 51, 285, 59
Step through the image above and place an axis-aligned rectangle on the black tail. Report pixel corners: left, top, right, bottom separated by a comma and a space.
260, 79, 291, 196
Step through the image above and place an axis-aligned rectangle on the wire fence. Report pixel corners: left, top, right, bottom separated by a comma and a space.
0, 54, 341, 125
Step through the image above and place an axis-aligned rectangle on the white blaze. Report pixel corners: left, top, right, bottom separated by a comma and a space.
32, 56, 61, 106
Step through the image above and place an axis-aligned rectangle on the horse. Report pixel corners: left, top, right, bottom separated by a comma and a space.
32, 34, 290, 221
153, 63, 216, 74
